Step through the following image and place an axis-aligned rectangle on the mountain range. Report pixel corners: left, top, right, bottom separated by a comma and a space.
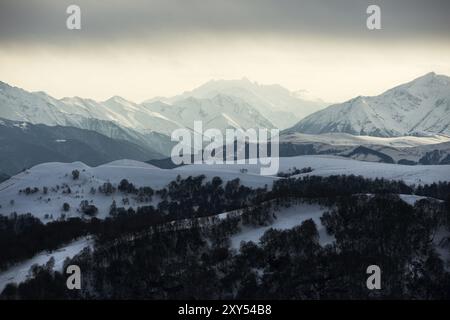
0, 78, 325, 137
1, 72, 450, 176
0, 78, 329, 161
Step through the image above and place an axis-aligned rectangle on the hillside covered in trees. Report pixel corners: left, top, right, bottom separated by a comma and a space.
1, 173, 449, 299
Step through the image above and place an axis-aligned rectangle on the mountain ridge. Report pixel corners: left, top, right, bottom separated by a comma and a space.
0, 78, 326, 134
285, 72, 450, 137
0, 118, 164, 176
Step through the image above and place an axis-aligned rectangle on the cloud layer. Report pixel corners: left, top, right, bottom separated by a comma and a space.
0, 0, 449, 103
0, 0, 449, 45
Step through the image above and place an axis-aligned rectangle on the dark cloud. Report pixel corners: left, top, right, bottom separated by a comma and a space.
0, 0, 448, 45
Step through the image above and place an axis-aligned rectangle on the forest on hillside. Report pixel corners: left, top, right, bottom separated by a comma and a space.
1, 175, 450, 299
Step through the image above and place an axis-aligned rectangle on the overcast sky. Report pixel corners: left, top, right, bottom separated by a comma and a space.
0, 0, 449, 102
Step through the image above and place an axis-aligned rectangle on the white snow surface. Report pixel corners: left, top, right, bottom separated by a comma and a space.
231, 203, 333, 249
398, 194, 430, 205
0, 237, 93, 293
0, 155, 449, 221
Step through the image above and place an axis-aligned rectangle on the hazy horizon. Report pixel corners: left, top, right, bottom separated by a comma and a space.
1, 71, 448, 106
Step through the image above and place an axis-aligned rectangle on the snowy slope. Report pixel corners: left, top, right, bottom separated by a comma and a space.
0, 82, 177, 134
0, 83, 70, 125
286, 72, 450, 137
0, 82, 175, 153
0, 194, 437, 292
230, 203, 332, 249
230, 195, 431, 249
62, 117, 175, 157
0, 237, 93, 292
0, 160, 278, 221
1, 156, 450, 221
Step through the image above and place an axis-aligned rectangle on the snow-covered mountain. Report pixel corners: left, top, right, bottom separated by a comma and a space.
143, 94, 275, 132
0, 78, 318, 145
285, 72, 450, 137
150, 78, 329, 129
0, 82, 179, 136
0, 79, 307, 161
0, 81, 176, 155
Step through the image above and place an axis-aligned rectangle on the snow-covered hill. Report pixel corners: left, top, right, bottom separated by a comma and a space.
1, 156, 449, 222
285, 72, 450, 137
0, 202, 330, 292
0, 237, 93, 293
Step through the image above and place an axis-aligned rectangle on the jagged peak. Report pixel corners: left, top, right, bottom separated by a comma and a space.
404, 72, 449, 87
105, 95, 131, 103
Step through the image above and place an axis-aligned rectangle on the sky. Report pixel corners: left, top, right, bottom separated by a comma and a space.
0, 0, 449, 103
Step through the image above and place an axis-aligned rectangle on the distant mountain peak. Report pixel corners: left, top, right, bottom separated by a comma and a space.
164, 78, 329, 129
399, 72, 448, 88
418, 71, 437, 79
383, 72, 450, 100
105, 95, 130, 104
